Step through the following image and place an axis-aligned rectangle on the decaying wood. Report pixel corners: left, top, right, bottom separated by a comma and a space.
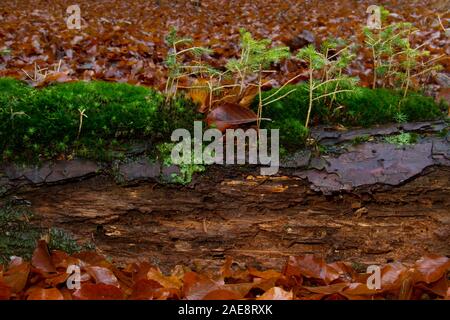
18, 166, 450, 272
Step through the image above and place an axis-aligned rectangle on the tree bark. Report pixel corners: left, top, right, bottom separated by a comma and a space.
19, 166, 450, 272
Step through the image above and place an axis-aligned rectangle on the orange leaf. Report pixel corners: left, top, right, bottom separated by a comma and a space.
187, 78, 210, 113
3, 258, 31, 293
183, 272, 221, 300
45, 272, 70, 287
380, 262, 409, 291
257, 287, 293, 300
147, 268, 183, 290
0, 283, 11, 300
248, 268, 282, 280
31, 240, 56, 274
129, 279, 162, 300
283, 255, 340, 285
413, 255, 450, 284
27, 287, 64, 300
206, 102, 258, 131
86, 266, 120, 287
72, 283, 124, 300
203, 289, 241, 300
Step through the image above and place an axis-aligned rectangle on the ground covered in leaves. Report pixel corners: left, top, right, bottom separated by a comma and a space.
0, 240, 449, 300
0, 0, 448, 88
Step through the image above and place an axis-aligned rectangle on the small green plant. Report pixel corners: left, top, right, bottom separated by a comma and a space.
394, 111, 408, 124
0, 48, 11, 56
296, 44, 357, 128
352, 135, 371, 145
385, 132, 418, 146
226, 29, 290, 94
164, 28, 214, 103
363, 7, 443, 96
157, 142, 206, 185
0, 202, 91, 265
226, 29, 290, 128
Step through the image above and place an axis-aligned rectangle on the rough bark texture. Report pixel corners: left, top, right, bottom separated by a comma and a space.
18, 165, 450, 272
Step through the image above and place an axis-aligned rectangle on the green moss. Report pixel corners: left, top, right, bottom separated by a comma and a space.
259, 84, 327, 126
266, 117, 309, 151
337, 87, 442, 126
1, 77, 443, 162
156, 142, 206, 185
384, 132, 418, 146
0, 202, 90, 265
351, 135, 371, 145
0, 78, 199, 163
256, 84, 443, 149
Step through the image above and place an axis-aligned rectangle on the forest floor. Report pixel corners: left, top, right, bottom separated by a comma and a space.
0, 0, 449, 300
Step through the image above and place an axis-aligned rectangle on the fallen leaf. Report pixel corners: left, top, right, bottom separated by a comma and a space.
129, 279, 163, 300
147, 267, 183, 290
203, 289, 241, 300
86, 266, 120, 287
27, 287, 64, 300
206, 103, 259, 131
413, 255, 450, 284
0, 283, 12, 300
283, 255, 340, 285
31, 240, 56, 274
72, 283, 124, 300
257, 287, 293, 300
3, 258, 31, 293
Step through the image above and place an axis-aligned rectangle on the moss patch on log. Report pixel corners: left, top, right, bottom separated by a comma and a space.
258, 84, 445, 149
0, 78, 200, 163
0, 201, 91, 265
0, 78, 446, 162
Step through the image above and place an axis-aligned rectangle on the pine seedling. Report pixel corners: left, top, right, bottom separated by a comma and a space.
226, 29, 290, 95
164, 27, 213, 103
225, 29, 290, 127
297, 44, 357, 128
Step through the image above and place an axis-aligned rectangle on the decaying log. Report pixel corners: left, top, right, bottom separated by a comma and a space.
18, 166, 450, 272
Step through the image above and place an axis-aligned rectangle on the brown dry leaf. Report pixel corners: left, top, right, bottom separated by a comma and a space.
284, 255, 340, 285
415, 276, 449, 298
203, 289, 241, 300
413, 255, 450, 284
147, 267, 183, 290
34, 72, 73, 87
3, 258, 31, 293
45, 272, 70, 287
31, 240, 56, 274
304, 283, 349, 295
73, 251, 111, 269
0, 283, 12, 300
129, 279, 163, 300
239, 86, 259, 109
51, 250, 81, 270
342, 283, 379, 297
248, 268, 282, 280
85, 266, 120, 287
183, 271, 222, 300
187, 78, 211, 113
26, 287, 64, 300
72, 283, 124, 300
206, 102, 258, 132
257, 287, 293, 300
